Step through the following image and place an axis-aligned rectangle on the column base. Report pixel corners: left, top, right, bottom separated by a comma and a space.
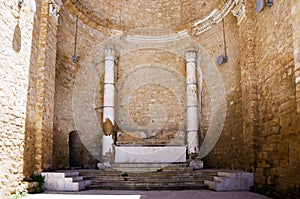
189, 159, 204, 170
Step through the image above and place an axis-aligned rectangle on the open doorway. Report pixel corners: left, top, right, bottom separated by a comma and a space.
69, 131, 82, 168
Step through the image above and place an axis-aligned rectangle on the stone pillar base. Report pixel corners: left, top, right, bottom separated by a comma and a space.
189, 159, 204, 170
97, 162, 111, 169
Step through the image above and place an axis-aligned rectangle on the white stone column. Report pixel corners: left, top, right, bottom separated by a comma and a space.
196, 52, 203, 138
186, 50, 199, 156
102, 48, 115, 157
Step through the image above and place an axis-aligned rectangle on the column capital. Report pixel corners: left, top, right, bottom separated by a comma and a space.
186, 50, 197, 62
105, 48, 115, 58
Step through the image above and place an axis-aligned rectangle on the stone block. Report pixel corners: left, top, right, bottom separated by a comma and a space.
42, 171, 87, 191
189, 160, 203, 170
97, 163, 106, 170
266, 175, 276, 186
115, 146, 186, 163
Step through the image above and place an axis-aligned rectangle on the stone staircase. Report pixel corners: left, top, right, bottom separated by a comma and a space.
42, 171, 91, 191
79, 163, 217, 190
204, 171, 254, 191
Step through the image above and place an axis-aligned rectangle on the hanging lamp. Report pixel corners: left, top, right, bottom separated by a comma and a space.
217, 17, 228, 65
72, 15, 78, 63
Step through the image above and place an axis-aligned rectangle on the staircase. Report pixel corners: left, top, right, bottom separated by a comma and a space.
79, 163, 217, 190
204, 171, 254, 191
42, 171, 91, 191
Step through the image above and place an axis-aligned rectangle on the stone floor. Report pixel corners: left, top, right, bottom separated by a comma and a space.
26, 190, 270, 199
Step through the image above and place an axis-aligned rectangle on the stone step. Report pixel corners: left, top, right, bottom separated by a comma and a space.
42, 171, 90, 192
89, 180, 205, 185
81, 172, 216, 177
86, 184, 208, 190
42, 171, 79, 178
79, 171, 218, 178
82, 173, 196, 179
204, 180, 217, 190
105, 167, 192, 173
71, 176, 83, 182
72, 180, 86, 191
76, 169, 220, 191
213, 176, 228, 182
63, 171, 80, 177
116, 140, 184, 146
84, 175, 213, 181
111, 163, 188, 168
204, 171, 254, 191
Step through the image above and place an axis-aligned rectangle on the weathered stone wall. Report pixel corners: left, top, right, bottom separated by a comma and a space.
194, 14, 244, 169
53, 6, 106, 168
237, 1, 259, 172
116, 49, 186, 141
64, 0, 224, 31
291, 0, 300, 113
23, 0, 59, 177
253, 0, 300, 195
1, 0, 300, 197
0, 1, 34, 197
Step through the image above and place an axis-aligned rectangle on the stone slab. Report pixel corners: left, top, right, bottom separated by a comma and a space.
189, 160, 204, 169
114, 146, 186, 163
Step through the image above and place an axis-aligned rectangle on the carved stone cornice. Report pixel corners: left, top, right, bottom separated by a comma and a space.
232, 0, 246, 25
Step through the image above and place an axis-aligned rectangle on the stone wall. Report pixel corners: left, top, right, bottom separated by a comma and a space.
116, 49, 186, 141
53, 7, 106, 168
291, 0, 300, 113
23, 0, 59, 177
237, 0, 259, 171
0, 1, 34, 197
194, 14, 245, 169
64, 0, 224, 32
0, 0, 297, 197
253, 0, 300, 195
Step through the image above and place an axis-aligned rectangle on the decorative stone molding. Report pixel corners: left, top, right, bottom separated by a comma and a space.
65, 0, 239, 37
186, 50, 197, 62
49, 0, 62, 23
232, 0, 246, 25
104, 48, 115, 58
193, 0, 237, 35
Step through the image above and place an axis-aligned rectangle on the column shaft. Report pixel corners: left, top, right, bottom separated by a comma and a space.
186, 50, 199, 156
102, 48, 115, 157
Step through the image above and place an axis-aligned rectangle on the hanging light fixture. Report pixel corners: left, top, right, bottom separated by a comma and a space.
72, 15, 79, 63
217, 17, 228, 65
256, 0, 273, 13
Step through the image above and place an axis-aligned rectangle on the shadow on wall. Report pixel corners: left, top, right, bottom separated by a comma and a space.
69, 131, 98, 169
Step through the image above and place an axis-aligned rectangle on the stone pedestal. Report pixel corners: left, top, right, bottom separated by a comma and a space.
189, 160, 204, 170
